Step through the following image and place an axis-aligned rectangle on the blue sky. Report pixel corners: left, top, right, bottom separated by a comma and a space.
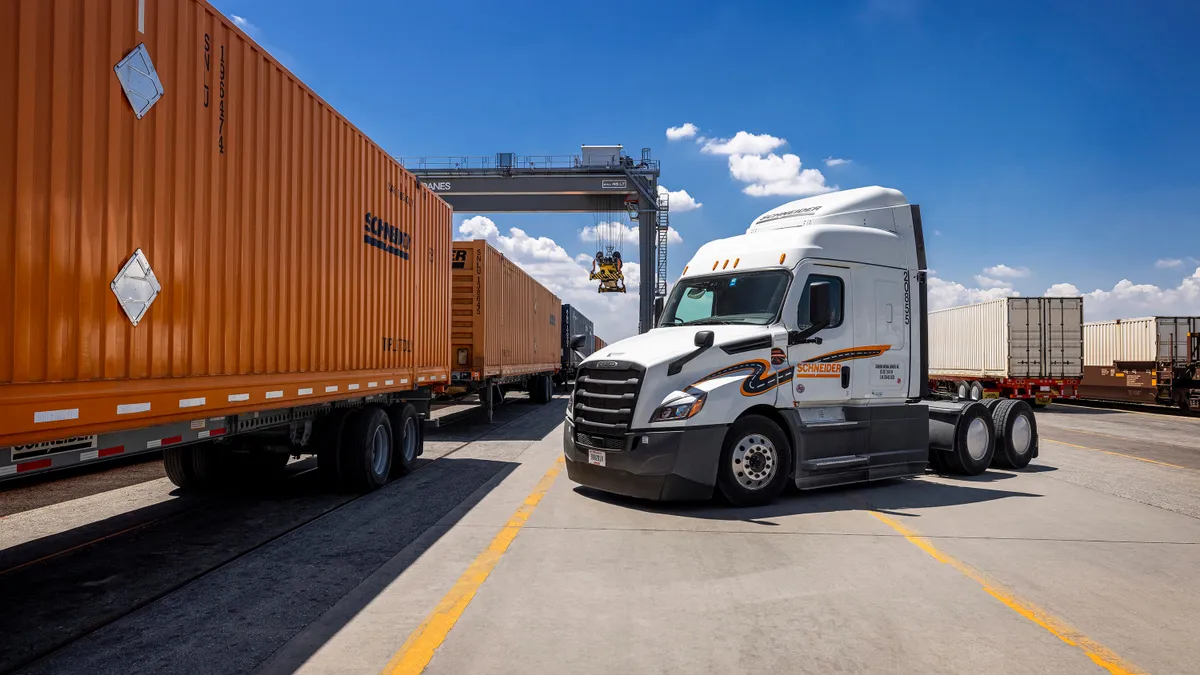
213, 0, 1200, 340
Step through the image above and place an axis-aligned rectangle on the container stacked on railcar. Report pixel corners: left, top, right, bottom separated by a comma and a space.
0, 0, 452, 488
450, 240, 561, 416
928, 298, 1083, 404
1079, 317, 1200, 412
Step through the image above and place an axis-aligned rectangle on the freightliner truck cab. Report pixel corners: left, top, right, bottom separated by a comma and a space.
563, 186, 1038, 506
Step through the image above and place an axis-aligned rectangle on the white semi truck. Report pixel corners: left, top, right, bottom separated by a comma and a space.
563, 186, 1039, 506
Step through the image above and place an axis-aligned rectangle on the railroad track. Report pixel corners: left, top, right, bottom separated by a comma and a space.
0, 398, 558, 675
1054, 397, 1197, 418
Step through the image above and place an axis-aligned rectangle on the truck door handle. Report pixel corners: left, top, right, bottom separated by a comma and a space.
841, 366, 850, 389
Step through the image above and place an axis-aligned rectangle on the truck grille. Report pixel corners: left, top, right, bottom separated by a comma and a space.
572, 364, 642, 446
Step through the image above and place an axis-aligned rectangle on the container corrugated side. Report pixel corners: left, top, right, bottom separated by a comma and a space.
929, 297, 1082, 379
928, 299, 1010, 377
1083, 318, 1157, 365
451, 241, 561, 379
0, 0, 452, 447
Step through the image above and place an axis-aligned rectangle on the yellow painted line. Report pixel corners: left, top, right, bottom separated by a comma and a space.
380, 456, 565, 675
869, 511, 1147, 675
1042, 438, 1191, 471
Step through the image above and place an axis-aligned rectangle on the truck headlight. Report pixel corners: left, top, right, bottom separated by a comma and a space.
651, 392, 706, 422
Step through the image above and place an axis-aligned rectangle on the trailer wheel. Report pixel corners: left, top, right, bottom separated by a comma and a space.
164, 446, 198, 489
313, 409, 354, 489
387, 403, 422, 477
990, 399, 1037, 469
338, 407, 393, 493
969, 381, 984, 401
529, 375, 552, 404
956, 381, 969, 400
716, 415, 793, 507
948, 405, 995, 475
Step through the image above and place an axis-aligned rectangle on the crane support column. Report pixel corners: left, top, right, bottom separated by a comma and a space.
638, 191, 657, 333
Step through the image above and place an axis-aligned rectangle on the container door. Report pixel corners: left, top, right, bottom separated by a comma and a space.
1043, 298, 1083, 378
1007, 299, 1042, 378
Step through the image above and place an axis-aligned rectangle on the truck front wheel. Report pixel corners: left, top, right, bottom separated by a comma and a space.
716, 415, 793, 507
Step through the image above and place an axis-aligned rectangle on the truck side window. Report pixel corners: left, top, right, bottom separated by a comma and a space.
796, 274, 845, 329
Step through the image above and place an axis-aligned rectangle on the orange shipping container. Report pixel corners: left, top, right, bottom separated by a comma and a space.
451, 241, 562, 380
0, 0, 452, 449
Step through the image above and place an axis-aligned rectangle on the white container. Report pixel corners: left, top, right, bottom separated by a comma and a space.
1084, 317, 1200, 366
929, 298, 1084, 379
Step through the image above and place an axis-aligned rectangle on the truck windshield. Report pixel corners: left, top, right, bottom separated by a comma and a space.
660, 270, 790, 326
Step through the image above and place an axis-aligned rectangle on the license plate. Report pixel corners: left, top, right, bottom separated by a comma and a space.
1040, 385, 1051, 391
588, 450, 606, 467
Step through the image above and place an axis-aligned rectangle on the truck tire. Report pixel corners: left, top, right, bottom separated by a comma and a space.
188, 445, 234, 490
164, 446, 198, 489
227, 450, 290, 482
927, 448, 952, 475
338, 407, 393, 493
956, 381, 969, 400
716, 415, 793, 507
529, 374, 552, 404
386, 403, 421, 477
969, 381, 984, 401
314, 408, 353, 489
990, 399, 1037, 469
944, 404, 995, 475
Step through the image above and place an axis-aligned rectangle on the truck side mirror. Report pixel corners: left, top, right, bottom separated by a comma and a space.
694, 330, 715, 348
569, 334, 587, 350
792, 281, 832, 344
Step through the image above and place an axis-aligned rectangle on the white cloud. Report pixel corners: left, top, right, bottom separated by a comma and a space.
1156, 258, 1184, 269
933, 230, 943, 236
701, 131, 787, 156
982, 264, 1031, 278
728, 153, 835, 197
456, 217, 644, 340
658, 185, 701, 212
230, 15, 259, 39
665, 123, 698, 141
824, 157, 851, 167
973, 275, 1008, 289
1043, 268, 1200, 321
579, 221, 683, 247
928, 276, 1019, 309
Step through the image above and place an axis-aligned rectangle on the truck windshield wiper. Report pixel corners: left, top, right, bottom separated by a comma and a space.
680, 318, 734, 325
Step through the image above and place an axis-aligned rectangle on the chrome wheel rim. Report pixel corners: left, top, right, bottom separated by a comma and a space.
1010, 414, 1032, 456
731, 434, 778, 490
371, 425, 390, 477
966, 417, 989, 461
402, 417, 417, 461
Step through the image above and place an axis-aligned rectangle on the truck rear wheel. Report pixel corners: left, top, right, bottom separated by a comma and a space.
969, 381, 984, 401
387, 403, 421, 477
956, 382, 969, 400
338, 407, 393, 493
716, 415, 793, 507
945, 405, 995, 475
990, 399, 1037, 469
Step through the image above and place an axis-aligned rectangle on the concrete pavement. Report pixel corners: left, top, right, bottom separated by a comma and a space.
11, 403, 1200, 674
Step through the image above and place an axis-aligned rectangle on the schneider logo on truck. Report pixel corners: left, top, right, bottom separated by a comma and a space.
562, 185, 1040, 507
